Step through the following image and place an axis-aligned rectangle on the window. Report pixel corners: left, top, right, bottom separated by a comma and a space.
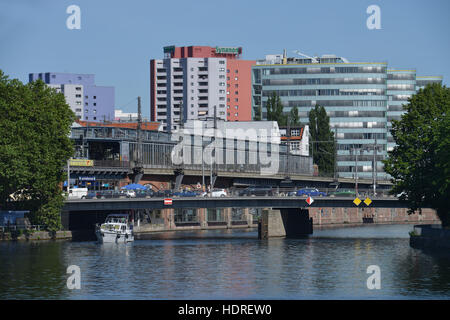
219, 90, 225, 94
93, 109, 97, 114
227, 69, 230, 73
235, 113, 238, 116
219, 60, 225, 64
76, 87, 81, 91
219, 82, 225, 86
85, 102, 88, 106
235, 84, 238, 88
235, 77, 238, 80
219, 75, 225, 79
235, 70, 238, 73
93, 117, 97, 120
235, 105, 238, 109
85, 95, 88, 99
93, 96, 96, 99
235, 91, 238, 95
93, 103, 96, 106
235, 98, 238, 102
75, 108, 82, 112
76, 101, 82, 105
219, 68, 225, 72
85, 116, 88, 120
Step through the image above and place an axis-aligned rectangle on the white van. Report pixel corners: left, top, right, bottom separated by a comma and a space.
68, 188, 89, 199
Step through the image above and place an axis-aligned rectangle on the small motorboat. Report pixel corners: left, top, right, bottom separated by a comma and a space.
95, 214, 134, 243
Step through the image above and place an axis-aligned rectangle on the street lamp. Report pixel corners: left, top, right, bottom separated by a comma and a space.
362, 137, 382, 197
350, 147, 363, 196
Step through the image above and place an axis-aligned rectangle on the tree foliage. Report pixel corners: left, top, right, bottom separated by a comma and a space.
289, 106, 300, 126
254, 104, 262, 121
308, 104, 336, 176
266, 92, 287, 126
384, 83, 450, 227
0, 70, 75, 230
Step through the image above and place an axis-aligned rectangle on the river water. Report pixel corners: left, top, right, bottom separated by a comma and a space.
1, 224, 450, 300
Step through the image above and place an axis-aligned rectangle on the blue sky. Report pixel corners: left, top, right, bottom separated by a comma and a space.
1, 0, 449, 119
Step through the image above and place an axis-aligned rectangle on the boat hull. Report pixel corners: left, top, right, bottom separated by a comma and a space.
96, 230, 134, 243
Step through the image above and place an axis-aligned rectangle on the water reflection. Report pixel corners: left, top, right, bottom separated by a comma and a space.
1, 225, 449, 299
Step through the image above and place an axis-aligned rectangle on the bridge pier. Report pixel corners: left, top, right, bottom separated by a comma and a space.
258, 208, 313, 239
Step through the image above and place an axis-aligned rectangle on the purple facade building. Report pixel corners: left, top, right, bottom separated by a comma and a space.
29, 72, 115, 122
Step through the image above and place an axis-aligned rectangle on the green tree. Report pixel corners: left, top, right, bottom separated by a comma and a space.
266, 92, 286, 126
384, 83, 450, 227
0, 70, 75, 231
308, 104, 336, 176
289, 106, 300, 126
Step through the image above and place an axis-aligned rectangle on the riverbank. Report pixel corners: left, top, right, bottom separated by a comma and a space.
0, 230, 72, 241
410, 224, 450, 250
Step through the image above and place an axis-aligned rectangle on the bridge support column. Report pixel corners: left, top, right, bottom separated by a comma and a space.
258, 208, 313, 239
243, 208, 252, 227
224, 208, 232, 228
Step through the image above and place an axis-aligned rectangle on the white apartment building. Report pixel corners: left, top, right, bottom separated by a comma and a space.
48, 84, 84, 119
152, 58, 228, 132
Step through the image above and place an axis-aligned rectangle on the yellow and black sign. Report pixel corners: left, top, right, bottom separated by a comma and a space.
364, 197, 372, 206
353, 198, 362, 206
69, 159, 94, 167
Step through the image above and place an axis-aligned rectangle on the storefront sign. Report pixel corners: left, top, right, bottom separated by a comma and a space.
69, 159, 94, 167
79, 176, 96, 181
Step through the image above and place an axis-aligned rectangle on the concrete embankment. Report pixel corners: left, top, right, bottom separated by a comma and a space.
410, 225, 450, 250
0, 230, 72, 241
133, 207, 440, 236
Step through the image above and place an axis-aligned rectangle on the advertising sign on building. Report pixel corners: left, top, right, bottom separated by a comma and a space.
215, 46, 241, 54
69, 159, 94, 167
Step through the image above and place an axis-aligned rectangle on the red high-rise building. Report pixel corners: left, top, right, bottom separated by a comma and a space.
150, 45, 255, 130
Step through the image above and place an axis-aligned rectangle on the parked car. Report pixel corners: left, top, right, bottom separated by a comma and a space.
68, 188, 88, 199
134, 189, 154, 198
96, 190, 119, 199
83, 191, 98, 199
173, 190, 200, 197
152, 189, 174, 198
296, 188, 327, 197
201, 188, 227, 197
329, 189, 356, 197
239, 185, 274, 196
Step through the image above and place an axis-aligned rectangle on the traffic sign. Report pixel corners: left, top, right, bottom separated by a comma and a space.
164, 198, 173, 205
364, 197, 372, 206
306, 196, 314, 205
353, 197, 362, 206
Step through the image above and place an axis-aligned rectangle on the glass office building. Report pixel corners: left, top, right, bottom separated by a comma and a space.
252, 54, 443, 181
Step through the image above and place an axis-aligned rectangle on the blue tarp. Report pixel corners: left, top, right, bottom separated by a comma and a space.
121, 183, 147, 190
